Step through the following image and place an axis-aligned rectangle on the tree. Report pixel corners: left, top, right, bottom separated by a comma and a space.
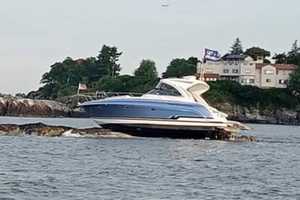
273, 53, 288, 64
245, 47, 270, 61
288, 66, 300, 97
37, 45, 124, 99
230, 38, 243, 55
134, 60, 158, 81
97, 45, 122, 78
163, 58, 197, 78
187, 57, 199, 66
288, 40, 299, 57
288, 41, 300, 97
287, 40, 300, 66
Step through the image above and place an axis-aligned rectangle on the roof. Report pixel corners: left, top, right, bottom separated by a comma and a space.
222, 54, 247, 61
256, 63, 297, 70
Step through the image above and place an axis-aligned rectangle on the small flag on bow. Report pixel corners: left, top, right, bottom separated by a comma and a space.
78, 83, 87, 91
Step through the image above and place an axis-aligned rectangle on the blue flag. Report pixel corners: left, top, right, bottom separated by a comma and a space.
204, 49, 221, 61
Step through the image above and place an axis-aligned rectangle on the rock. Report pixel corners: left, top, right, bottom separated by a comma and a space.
0, 124, 21, 136
0, 97, 71, 117
212, 102, 300, 125
235, 135, 257, 142
0, 123, 132, 139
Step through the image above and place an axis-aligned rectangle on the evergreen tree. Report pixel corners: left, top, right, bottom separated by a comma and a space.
230, 38, 243, 55
97, 45, 122, 78
288, 40, 299, 57
287, 40, 300, 66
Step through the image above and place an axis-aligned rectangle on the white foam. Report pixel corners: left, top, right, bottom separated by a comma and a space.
62, 129, 83, 138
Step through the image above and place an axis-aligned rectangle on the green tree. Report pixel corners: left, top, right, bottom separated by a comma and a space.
287, 40, 300, 66
97, 45, 122, 78
134, 60, 158, 81
288, 40, 299, 57
288, 66, 300, 97
230, 38, 243, 55
187, 57, 199, 66
95, 76, 124, 92
245, 47, 270, 61
163, 58, 197, 78
273, 53, 288, 64
38, 45, 124, 99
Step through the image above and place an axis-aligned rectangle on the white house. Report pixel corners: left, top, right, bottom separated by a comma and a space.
256, 64, 297, 88
199, 54, 297, 88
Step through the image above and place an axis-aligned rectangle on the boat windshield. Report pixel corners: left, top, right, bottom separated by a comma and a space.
147, 83, 182, 96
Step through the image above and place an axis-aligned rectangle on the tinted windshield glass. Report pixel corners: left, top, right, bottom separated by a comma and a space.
148, 83, 182, 96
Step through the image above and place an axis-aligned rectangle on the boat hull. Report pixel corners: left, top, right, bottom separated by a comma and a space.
95, 118, 240, 139
80, 98, 214, 119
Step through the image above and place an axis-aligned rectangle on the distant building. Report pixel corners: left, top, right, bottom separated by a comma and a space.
255, 63, 297, 88
199, 54, 297, 88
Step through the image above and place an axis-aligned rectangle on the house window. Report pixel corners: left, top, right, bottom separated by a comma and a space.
249, 79, 255, 84
241, 79, 248, 84
279, 79, 288, 84
223, 69, 229, 73
232, 69, 239, 73
245, 69, 251, 73
266, 79, 272, 83
264, 70, 274, 75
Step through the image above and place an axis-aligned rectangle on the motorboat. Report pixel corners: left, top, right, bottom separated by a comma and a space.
79, 76, 249, 139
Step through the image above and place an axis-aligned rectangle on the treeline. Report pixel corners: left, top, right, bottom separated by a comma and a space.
204, 81, 299, 110
28, 39, 300, 107
28, 45, 198, 99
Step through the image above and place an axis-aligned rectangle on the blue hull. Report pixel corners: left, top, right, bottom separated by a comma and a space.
80, 98, 214, 119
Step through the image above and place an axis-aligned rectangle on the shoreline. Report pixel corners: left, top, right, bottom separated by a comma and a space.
1, 96, 300, 126
0, 121, 256, 141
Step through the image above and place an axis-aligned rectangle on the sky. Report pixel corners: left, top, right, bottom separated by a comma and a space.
0, 0, 299, 94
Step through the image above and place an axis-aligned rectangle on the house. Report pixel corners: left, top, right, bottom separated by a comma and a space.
199, 54, 258, 85
255, 64, 297, 88
198, 54, 297, 88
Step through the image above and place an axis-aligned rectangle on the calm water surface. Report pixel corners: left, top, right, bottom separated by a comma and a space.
0, 117, 299, 200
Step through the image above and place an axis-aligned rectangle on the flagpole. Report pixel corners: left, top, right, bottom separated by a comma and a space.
77, 83, 80, 96
200, 49, 206, 81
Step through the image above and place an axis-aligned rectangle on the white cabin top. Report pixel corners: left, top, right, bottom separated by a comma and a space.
143, 76, 210, 105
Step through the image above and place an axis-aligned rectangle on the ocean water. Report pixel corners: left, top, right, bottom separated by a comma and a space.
0, 117, 299, 200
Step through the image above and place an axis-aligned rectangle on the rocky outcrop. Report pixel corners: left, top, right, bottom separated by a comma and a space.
0, 123, 132, 138
214, 103, 300, 125
0, 97, 71, 117
0, 123, 255, 141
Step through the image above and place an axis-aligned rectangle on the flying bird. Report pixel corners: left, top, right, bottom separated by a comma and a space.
161, 0, 170, 7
